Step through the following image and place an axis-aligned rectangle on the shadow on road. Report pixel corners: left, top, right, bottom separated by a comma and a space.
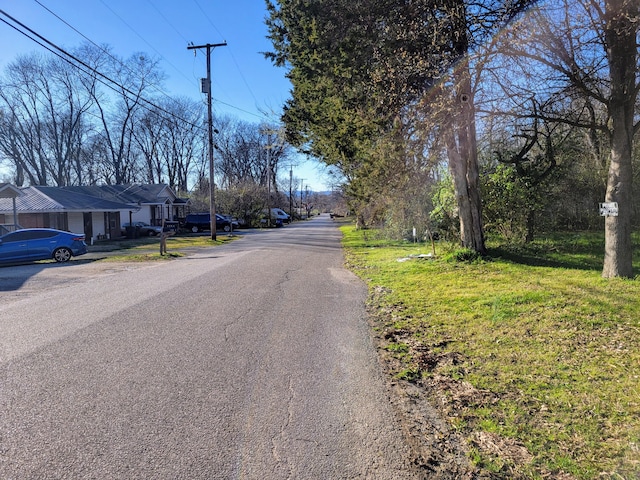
0, 262, 60, 291
0, 257, 102, 292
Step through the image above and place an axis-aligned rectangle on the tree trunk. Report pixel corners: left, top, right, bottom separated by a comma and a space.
601, 0, 637, 278
447, 135, 475, 247
462, 89, 486, 255
447, 61, 486, 255
526, 208, 535, 243
445, 2, 486, 255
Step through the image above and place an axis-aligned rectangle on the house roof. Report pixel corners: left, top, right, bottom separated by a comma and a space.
36, 187, 136, 211
62, 184, 177, 205
0, 184, 187, 214
0, 186, 134, 213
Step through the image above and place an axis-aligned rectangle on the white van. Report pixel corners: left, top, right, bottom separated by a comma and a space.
271, 208, 291, 223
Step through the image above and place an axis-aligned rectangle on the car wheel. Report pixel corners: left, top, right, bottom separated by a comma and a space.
191, 226, 199, 233
223, 224, 231, 232
53, 247, 72, 263
148, 230, 155, 236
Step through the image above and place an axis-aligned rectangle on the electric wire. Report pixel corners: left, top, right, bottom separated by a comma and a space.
31, 0, 216, 126
3, 3, 271, 123
143, 0, 212, 113
0, 9, 205, 132
191, 0, 261, 111
33, 0, 195, 105
145, 0, 192, 45
96, 0, 197, 90
191, 0, 225, 41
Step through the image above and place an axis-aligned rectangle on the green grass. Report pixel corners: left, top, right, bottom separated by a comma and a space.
104, 251, 185, 262
342, 226, 640, 479
96, 234, 238, 262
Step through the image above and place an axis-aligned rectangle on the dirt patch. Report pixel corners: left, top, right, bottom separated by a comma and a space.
371, 328, 479, 478
471, 432, 533, 467
366, 289, 542, 480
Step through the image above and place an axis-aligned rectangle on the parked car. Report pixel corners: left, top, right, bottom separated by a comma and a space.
121, 222, 163, 236
260, 208, 290, 227
183, 213, 233, 233
0, 228, 87, 264
269, 208, 291, 223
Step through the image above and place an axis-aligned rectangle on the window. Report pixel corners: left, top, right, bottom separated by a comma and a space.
3, 230, 57, 242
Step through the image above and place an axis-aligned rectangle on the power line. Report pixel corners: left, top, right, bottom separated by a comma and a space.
191, 0, 225, 40
191, 0, 262, 114
97, 0, 263, 119
31, 0, 229, 122
3, 4, 271, 123
32, 0, 189, 104
214, 98, 267, 120
97, 0, 197, 90
146, 0, 191, 45
0, 9, 205, 132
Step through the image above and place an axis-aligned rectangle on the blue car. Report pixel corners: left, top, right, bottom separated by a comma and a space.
0, 228, 88, 264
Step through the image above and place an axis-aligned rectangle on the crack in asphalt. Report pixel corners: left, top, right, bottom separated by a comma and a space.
271, 375, 295, 479
223, 310, 248, 342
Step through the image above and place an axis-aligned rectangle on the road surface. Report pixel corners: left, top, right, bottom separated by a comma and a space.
0, 216, 422, 479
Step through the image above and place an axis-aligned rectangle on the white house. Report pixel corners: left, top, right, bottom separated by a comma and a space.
0, 184, 189, 242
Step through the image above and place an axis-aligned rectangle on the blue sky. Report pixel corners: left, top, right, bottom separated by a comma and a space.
0, 0, 329, 191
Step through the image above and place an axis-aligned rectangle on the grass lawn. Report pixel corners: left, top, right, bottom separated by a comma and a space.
341, 226, 640, 479
92, 234, 238, 262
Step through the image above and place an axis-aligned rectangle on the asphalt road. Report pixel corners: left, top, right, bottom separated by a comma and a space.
0, 215, 421, 479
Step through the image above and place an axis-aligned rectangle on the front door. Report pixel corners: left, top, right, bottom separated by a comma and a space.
83, 212, 93, 241
104, 212, 120, 239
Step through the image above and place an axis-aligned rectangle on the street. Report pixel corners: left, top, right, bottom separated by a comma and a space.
0, 216, 421, 479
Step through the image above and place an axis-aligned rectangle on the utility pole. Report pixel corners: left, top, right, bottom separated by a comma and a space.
188, 41, 227, 240
300, 179, 305, 219
289, 165, 293, 221
266, 140, 272, 227
261, 128, 280, 227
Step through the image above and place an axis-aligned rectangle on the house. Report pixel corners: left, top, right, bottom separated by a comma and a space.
0, 185, 135, 241
0, 184, 189, 242
60, 184, 189, 228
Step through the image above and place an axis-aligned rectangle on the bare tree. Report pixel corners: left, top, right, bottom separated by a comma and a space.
80, 46, 165, 185
0, 43, 216, 191
134, 97, 204, 191
491, 0, 639, 277
0, 52, 94, 186
215, 118, 290, 190
135, 106, 164, 184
